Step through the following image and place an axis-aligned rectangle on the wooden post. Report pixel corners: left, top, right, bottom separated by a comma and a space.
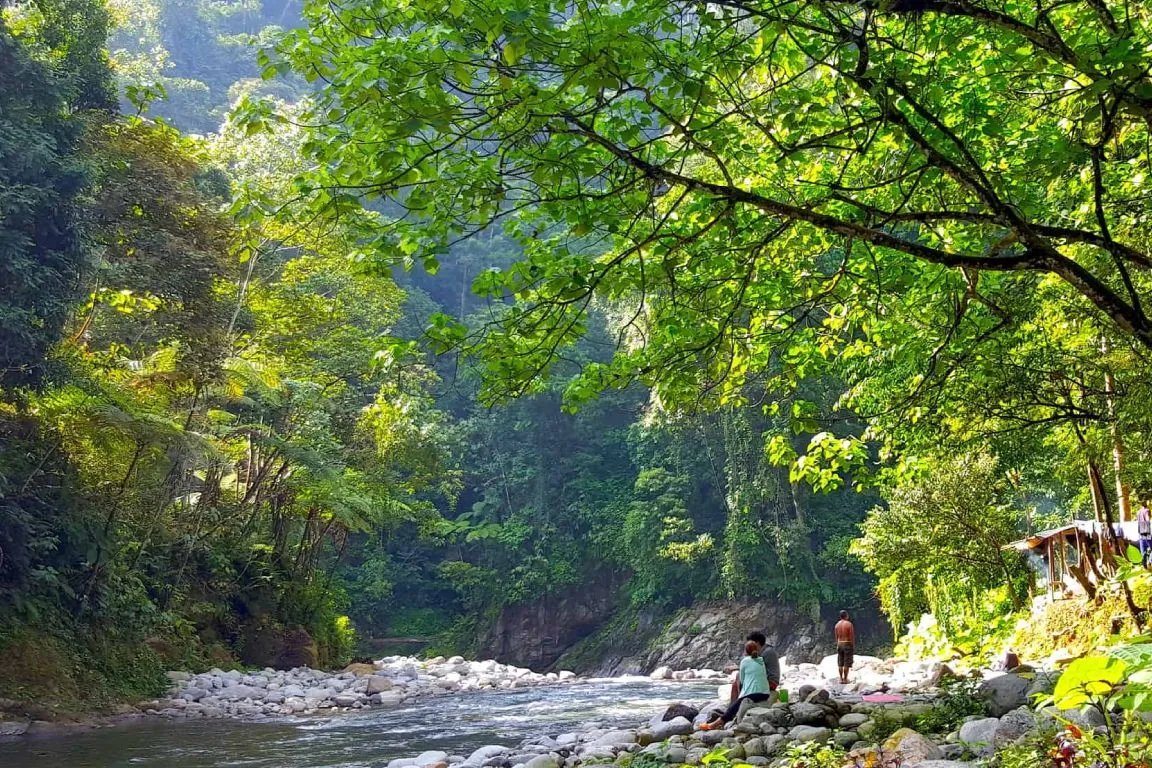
1047, 538, 1055, 600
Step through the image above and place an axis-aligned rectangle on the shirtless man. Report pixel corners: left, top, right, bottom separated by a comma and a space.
834, 610, 855, 685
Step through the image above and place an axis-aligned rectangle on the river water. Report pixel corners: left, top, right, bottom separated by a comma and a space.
0, 678, 720, 768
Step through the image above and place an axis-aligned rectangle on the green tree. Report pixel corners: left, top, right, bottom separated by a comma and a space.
852, 452, 1030, 632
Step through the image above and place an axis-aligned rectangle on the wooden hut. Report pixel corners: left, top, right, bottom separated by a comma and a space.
1005, 521, 1142, 601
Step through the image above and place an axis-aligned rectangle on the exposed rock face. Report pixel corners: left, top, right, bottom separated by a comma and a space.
479, 571, 624, 670
631, 601, 827, 673
484, 573, 887, 673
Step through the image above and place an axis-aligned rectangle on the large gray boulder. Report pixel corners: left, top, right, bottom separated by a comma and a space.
787, 725, 831, 743
662, 703, 700, 722
958, 717, 1000, 753
838, 713, 869, 729
979, 673, 1032, 717
788, 702, 827, 726
995, 708, 1037, 745
1027, 671, 1061, 699
884, 728, 944, 764
743, 705, 792, 728
466, 746, 510, 766
522, 755, 558, 768
652, 717, 694, 740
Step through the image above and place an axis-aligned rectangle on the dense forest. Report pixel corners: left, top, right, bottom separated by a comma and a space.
2, 0, 1152, 718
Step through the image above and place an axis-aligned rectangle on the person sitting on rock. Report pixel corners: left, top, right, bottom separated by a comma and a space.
698, 640, 773, 731
747, 631, 781, 697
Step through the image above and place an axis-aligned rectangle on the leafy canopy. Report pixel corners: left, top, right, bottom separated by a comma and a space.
254, 0, 1152, 418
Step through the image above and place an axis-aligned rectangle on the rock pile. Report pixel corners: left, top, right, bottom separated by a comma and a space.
158, 655, 578, 719
393, 667, 1080, 768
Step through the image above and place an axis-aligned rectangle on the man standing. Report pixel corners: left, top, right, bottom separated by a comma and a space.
834, 610, 855, 685
1138, 503, 1152, 567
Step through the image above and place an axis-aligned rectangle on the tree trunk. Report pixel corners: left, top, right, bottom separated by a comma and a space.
1102, 339, 1131, 522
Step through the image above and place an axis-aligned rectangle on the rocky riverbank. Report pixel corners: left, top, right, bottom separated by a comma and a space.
377, 658, 1080, 768
156, 655, 584, 720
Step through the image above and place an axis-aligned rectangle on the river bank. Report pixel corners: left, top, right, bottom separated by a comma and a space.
387, 661, 1067, 768
0, 650, 1077, 768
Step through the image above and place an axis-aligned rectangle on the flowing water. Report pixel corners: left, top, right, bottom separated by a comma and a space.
0, 678, 720, 768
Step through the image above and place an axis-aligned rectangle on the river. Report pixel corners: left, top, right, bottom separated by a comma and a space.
0, 678, 720, 768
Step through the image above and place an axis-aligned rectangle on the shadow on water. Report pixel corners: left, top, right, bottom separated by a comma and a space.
0, 679, 720, 768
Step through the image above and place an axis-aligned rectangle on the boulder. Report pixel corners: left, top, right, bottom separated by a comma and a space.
415, 751, 450, 767
834, 731, 858, 748
522, 755, 558, 768
743, 705, 791, 728
978, 673, 1032, 717
883, 729, 943, 764
958, 717, 1000, 751
788, 702, 827, 726
742, 738, 766, 758
344, 663, 376, 676
839, 713, 869, 729
368, 676, 395, 694
788, 725, 831, 743
650, 666, 672, 680
652, 717, 694, 740
590, 730, 637, 748
216, 684, 262, 701
762, 735, 787, 756
699, 729, 732, 746
642, 744, 687, 764
663, 703, 700, 722
1027, 671, 1061, 699
995, 708, 1037, 746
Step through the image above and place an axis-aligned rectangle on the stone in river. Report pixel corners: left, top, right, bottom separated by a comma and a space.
216, 684, 262, 701
367, 676, 395, 694
662, 703, 700, 722
415, 751, 450, 767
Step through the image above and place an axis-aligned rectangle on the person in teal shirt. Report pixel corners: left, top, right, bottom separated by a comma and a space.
698, 640, 774, 730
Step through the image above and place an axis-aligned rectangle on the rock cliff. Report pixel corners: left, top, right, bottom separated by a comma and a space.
477, 570, 625, 671
482, 579, 889, 674
559, 600, 831, 676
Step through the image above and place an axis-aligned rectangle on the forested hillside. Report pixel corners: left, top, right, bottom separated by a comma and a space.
3, 0, 1152, 718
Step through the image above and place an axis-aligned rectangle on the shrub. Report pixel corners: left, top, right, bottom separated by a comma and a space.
914, 677, 986, 735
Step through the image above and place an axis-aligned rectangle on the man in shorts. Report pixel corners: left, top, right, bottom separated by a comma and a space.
834, 610, 855, 685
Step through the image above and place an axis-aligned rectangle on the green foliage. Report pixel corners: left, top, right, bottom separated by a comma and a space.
913, 677, 986, 736
0, 14, 92, 391
779, 741, 849, 768
1023, 648, 1152, 768
853, 453, 1030, 633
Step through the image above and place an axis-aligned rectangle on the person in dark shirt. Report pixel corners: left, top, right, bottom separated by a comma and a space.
745, 631, 780, 694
